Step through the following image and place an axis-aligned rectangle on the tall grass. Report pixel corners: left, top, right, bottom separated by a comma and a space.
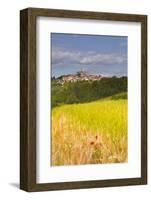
51, 98, 127, 166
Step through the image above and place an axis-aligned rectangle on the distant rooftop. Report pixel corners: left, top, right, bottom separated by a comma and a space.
76, 70, 88, 76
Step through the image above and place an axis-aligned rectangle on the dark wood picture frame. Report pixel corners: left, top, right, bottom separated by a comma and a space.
20, 7, 147, 192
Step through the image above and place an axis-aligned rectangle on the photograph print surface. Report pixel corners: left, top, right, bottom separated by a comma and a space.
51, 33, 128, 166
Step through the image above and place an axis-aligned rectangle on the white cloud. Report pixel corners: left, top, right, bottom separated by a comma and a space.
52, 48, 127, 66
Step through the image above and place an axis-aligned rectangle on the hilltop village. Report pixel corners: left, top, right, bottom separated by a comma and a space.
53, 70, 103, 84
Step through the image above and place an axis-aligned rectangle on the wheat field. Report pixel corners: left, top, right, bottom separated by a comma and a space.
51, 98, 127, 166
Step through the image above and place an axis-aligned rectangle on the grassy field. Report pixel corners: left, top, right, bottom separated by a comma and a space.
51, 94, 127, 166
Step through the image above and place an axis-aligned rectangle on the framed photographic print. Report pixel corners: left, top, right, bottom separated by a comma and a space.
20, 8, 147, 192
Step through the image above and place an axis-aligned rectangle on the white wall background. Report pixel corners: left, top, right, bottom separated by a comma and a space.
0, 0, 150, 199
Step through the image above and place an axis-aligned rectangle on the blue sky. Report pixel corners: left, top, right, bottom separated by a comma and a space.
51, 33, 127, 77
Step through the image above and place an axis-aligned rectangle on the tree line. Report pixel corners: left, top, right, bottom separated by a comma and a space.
51, 76, 127, 108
